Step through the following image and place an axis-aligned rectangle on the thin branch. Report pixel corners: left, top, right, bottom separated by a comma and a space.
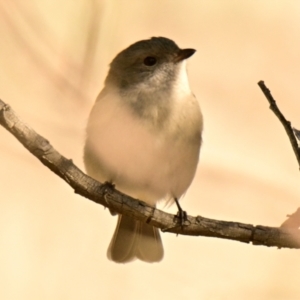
0, 98, 299, 249
257, 81, 300, 168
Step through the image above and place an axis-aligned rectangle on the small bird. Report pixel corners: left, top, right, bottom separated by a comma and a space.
84, 37, 203, 263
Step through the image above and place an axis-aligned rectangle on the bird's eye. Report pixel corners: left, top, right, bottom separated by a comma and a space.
143, 56, 157, 66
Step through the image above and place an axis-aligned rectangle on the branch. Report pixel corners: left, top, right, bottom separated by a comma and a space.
257, 81, 300, 168
0, 98, 299, 249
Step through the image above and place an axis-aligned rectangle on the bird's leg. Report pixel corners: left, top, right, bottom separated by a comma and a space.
174, 198, 187, 227
100, 181, 117, 215
102, 180, 115, 190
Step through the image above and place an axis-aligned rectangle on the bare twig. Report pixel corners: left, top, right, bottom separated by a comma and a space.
257, 81, 300, 168
0, 98, 299, 249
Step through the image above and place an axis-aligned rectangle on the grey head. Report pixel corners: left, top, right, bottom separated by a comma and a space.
105, 37, 196, 126
106, 37, 195, 90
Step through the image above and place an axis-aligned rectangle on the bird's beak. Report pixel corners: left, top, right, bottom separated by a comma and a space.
174, 48, 196, 62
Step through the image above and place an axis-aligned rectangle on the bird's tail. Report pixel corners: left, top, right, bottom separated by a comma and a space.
107, 214, 164, 263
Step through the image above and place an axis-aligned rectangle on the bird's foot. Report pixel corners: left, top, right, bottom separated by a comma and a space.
102, 181, 115, 190
100, 181, 117, 215
174, 198, 188, 228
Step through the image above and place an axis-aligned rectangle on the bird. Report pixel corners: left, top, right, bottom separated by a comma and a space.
84, 37, 203, 263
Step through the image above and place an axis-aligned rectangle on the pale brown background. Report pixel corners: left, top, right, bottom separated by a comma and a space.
0, 1, 299, 299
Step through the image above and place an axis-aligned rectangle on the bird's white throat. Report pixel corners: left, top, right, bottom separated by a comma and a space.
171, 60, 192, 101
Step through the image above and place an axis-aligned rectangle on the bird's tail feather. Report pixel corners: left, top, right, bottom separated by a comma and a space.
107, 214, 164, 263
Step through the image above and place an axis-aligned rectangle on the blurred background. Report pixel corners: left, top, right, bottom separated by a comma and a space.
0, 0, 300, 299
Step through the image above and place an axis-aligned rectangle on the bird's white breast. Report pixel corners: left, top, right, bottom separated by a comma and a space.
84, 63, 202, 205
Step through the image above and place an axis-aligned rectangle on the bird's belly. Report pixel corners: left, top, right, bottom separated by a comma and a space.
84, 100, 199, 205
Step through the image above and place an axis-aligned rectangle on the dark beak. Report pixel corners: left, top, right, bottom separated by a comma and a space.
174, 48, 196, 62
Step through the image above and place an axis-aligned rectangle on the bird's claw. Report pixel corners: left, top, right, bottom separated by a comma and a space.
174, 197, 188, 229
